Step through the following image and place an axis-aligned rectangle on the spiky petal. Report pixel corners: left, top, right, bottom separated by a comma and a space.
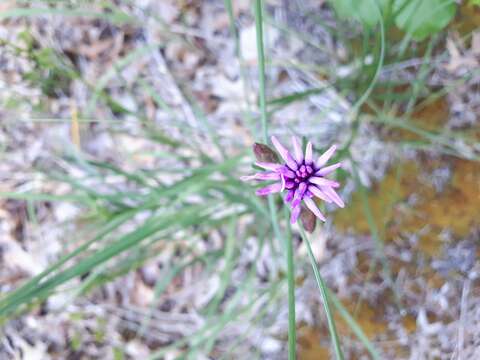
292, 136, 304, 163
305, 142, 313, 164
316, 144, 337, 168
256, 182, 283, 196
303, 197, 326, 222
271, 136, 298, 170
316, 162, 342, 176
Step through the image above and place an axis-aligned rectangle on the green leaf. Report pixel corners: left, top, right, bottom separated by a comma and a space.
393, 0, 456, 41
329, 0, 388, 28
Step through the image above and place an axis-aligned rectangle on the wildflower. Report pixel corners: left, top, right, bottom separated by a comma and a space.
242, 136, 344, 225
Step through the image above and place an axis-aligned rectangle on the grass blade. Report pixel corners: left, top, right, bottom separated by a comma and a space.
300, 227, 344, 360
328, 293, 381, 360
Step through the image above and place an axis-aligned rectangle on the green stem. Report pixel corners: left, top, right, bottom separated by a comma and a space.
300, 227, 344, 360
254, 1, 296, 358
286, 218, 297, 360
254, 0, 268, 144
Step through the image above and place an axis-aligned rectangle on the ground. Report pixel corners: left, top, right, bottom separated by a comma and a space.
1, 1, 480, 359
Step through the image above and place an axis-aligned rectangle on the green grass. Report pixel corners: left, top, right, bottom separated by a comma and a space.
1, 0, 478, 358
300, 227, 344, 360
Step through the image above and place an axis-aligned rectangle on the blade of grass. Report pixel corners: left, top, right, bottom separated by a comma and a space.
0, 6, 135, 25
255, 0, 268, 144
299, 227, 344, 360
343, 2, 385, 152
86, 45, 154, 116
347, 151, 403, 312
223, 0, 256, 134
328, 292, 381, 360
284, 208, 297, 360
146, 271, 280, 360
0, 203, 217, 319
204, 220, 238, 316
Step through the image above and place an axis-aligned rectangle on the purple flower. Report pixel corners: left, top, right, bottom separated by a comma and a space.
242, 136, 344, 224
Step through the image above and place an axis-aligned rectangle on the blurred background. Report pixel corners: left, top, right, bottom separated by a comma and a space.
0, 0, 479, 359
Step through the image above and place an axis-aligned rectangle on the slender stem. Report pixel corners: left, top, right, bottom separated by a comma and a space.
300, 227, 344, 360
254, 1, 296, 358
286, 220, 297, 360
254, 0, 268, 144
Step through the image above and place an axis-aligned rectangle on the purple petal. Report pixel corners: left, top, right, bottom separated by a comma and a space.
285, 180, 295, 189
271, 136, 298, 170
241, 172, 281, 181
308, 185, 332, 203
304, 142, 313, 164
323, 187, 345, 208
316, 144, 337, 168
256, 182, 283, 196
303, 197, 326, 222
255, 162, 283, 171
292, 182, 307, 206
290, 204, 301, 224
292, 136, 304, 163
309, 177, 340, 188
278, 166, 296, 178
316, 162, 342, 176
284, 189, 295, 203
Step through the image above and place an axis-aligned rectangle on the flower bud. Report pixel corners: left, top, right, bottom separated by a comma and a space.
300, 206, 316, 233
253, 143, 279, 163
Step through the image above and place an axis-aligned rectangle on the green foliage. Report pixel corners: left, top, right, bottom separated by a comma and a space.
1, 0, 476, 358
329, 0, 389, 28
393, 0, 456, 41
329, 0, 457, 40
17, 30, 76, 97
26, 48, 74, 97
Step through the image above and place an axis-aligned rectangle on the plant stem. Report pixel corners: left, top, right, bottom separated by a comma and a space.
300, 227, 344, 360
254, 1, 296, 358
286, 222, 297, 360
254, 0, 268, 144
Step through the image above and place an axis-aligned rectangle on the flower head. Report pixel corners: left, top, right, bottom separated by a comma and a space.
242, 136, 344, 225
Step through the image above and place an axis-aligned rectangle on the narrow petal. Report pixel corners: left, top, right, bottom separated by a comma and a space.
303, 197, 326, 222
323, 187, 345, 208
309, 185, 332, 203
278, 166, 296, 178
316, 162, 342, 176
284, 189, 295, 203
304, 142, 313, 164
255, 162, 283, 171
241, 172, 281, 181
270, 136, 289, 160
285, 180, 295, 189
271, 136, 298, 170
290, 204, 301, 224
292, 182, 307, 206
309, 177, 340, 188
292, 136, 303, 163
255, 182, 283, 196
316, 144, 337, 168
